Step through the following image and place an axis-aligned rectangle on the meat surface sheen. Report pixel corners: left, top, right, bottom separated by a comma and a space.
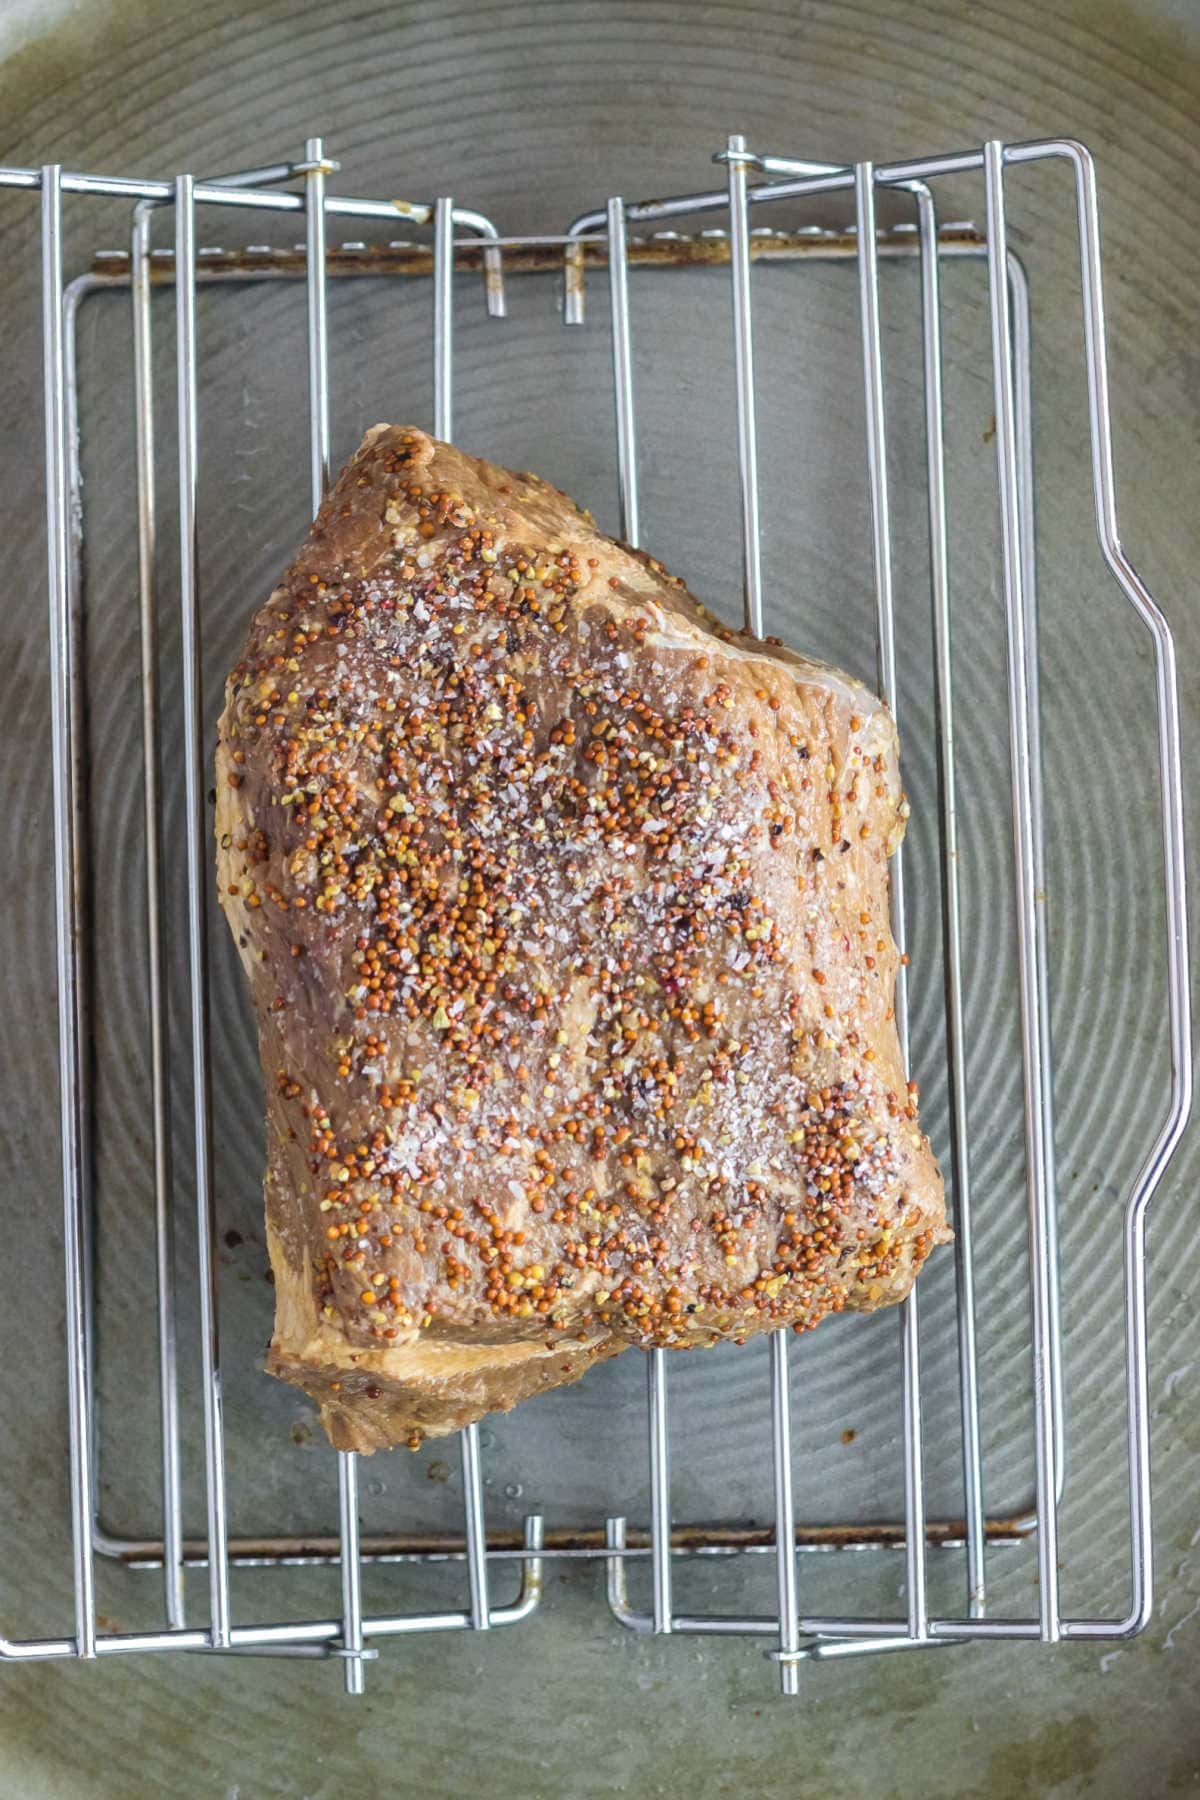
216, 426, 948, 1451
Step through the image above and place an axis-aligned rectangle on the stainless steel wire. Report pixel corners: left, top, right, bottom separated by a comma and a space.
113, 154, 309, 1631
982, 140, 1061, 1641
300, 134, 369, 1696
174, 171, 233, 1650
853, 158, 928, 1648
916, 186, 986, 1620
724, 132, 803, 1692
129, 202, 187, 1632
725, 135, 764, 639
572, 136, 1187, 1674
6, 134, 1190, 1691
606, 196, 639, 547
41, 161, 98, 1662
603, 196, 673, 1638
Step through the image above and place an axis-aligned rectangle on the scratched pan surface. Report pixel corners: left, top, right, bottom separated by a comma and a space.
0, 3, 1198, 1796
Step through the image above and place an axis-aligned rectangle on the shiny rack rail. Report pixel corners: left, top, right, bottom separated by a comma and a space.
7, 135, 1191, 1696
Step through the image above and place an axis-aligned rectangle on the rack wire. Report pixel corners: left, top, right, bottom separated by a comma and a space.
5, 132, 1191, 1696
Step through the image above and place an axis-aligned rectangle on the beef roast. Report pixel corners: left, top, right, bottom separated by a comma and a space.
216, 426, 948, 1451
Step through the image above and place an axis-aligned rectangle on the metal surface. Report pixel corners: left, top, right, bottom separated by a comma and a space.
41, 159, 97, 1664
551, 143, 1157, 1682
853, 154, 928, 1651
174, 167, 233, 1655
129, 195, 186, 1636
433, 187, 495, 1641
1, 123, 1192, 1718
725, 133, 764, 640
917, 179, 987, 1622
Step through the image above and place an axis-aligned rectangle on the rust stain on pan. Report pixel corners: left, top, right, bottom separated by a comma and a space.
92, 227, 985, 285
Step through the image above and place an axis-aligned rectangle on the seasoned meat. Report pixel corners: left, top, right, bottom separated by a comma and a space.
216, 426, 948, 1451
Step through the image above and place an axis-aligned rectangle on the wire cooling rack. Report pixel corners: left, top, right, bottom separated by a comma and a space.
5, 132, 1191, 1695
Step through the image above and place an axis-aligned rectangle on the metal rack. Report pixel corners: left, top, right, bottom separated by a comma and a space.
5, 133, 1191, 1695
